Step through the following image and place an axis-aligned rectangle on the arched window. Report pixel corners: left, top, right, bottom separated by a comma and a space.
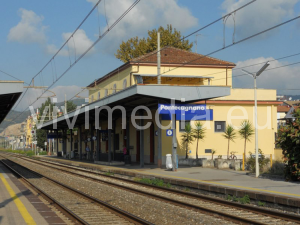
91, 95, 94, 102
98, 92, 100, 100
113, 84, 117, 94
105, 89, 108, 97
123, 79, 127, 89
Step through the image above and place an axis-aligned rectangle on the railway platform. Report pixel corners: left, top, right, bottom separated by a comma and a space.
38, 156, 300, 211
0, 162, 66, 225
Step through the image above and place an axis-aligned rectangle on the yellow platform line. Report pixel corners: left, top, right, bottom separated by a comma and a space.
137, 170, 300, 198
0, 173, 36, 225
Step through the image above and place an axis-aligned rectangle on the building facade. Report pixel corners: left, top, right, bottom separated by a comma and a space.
41, 47, 280, 165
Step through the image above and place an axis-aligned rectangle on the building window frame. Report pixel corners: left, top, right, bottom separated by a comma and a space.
105, 89, 108, 97
98, 92, 100, 100
113, 84, 117, 94
214, 121, 226, 133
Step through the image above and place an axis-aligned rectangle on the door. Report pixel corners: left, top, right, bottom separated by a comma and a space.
136, 130, 140, 162
150, 124, 154, 163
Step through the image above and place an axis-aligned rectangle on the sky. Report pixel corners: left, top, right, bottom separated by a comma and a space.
1, 0, 300, 112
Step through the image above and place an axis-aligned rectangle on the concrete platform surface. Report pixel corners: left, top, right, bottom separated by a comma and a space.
0, 162, 66, 225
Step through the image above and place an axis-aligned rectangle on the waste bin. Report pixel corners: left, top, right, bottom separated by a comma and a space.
166, 154, 172, 169
124, 155, 131, 165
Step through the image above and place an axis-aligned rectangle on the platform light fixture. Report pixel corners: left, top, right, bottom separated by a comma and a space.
241, 62, 270, 178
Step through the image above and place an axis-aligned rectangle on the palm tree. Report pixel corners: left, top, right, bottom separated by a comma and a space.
192, 122, 206, 159
181, 123, 194, 159
238, 120, 254, 159
223, 125, 237, 159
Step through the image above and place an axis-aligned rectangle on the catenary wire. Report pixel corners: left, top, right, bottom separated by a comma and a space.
9, 0, 141, 121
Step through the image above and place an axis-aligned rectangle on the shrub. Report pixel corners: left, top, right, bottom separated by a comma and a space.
246, 149, 270, 173
269, 161, 285, 175
276, 109, 300, 181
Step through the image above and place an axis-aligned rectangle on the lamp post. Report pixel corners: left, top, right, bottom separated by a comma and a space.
242, 62, 270, 178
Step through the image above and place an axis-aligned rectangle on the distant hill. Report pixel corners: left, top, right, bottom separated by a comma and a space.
0, 99, 86, 133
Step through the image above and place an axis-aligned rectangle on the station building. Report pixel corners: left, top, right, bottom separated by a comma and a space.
41, 47, 280, 166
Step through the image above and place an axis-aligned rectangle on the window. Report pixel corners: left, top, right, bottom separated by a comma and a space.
214, 121, 226, 132
113, 84, 117, 94
91, 95, 94, 102
105, 89, 108, 97
123, 79, 127, 89
179, 121, 190, 132
98, 92, 100, 100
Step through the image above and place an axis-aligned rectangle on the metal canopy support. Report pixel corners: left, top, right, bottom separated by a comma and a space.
70, 129, 73, 155
157, 114, 162, 168
90, 123, 93, 161
62, 130, 66, 155
140, 110, 144, 168
56, 130, 59, 157
96, 128, 100, 161
79, 126, 82, 160
172, 114, 177, 171
113, 120, 116, 161
108, 129, 112, 162
126, 117, 130, 156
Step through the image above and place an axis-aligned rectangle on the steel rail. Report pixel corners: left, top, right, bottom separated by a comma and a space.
1, 156, 151, 225
6, 153, 300, 224
0, 159, 87, 225
4, 152, 300, 223
28, 154, 300, 223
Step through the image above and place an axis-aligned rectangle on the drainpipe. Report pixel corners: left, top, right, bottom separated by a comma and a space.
157, 32, 161, 84
226, 66, 228, 86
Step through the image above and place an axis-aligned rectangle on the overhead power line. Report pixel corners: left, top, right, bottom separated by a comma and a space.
11, 0, 105, 112
131, 0, 257, 64
10, 0, 141, 121
159, 14, 300, 77
0, 69, 30, 85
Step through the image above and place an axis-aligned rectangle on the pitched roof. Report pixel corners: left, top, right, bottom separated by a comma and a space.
88, 47, 235, 87
130, 46, 236, 67
277, 105, 290, 113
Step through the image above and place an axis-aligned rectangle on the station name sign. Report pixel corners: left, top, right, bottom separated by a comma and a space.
158, 104, 212, 121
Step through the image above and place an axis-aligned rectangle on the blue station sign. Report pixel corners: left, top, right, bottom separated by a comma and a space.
158, 104, 213, 121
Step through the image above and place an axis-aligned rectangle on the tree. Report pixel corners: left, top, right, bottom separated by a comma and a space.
66, 101, 77, 113
36, 98, 56, 149
115, 25, 193, 63
181, 123, 194, 159
223, 125, 237, 159
192, 122, 206, 159
238, 120, 254, 160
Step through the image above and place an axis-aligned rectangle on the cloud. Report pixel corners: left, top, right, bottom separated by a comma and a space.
221, 0, 299, 39
87, 0, 198, 54
8, 8, 47, 43
233, 57, 300, 94
46, 29, 95, 56
16, 85, 88, 111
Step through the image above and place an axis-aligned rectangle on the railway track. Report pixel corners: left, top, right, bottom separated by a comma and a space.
0, 156, 151, 225
2, 152, 300, 224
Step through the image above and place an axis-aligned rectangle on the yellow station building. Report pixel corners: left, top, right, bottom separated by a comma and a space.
42, 47, 280, 166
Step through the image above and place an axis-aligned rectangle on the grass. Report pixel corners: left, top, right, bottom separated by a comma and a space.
226, 195, 250, 204
258, 201, 266, 207
135, 177, 171, 188
0, 148, 35, 157
104, 171, 114, 176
